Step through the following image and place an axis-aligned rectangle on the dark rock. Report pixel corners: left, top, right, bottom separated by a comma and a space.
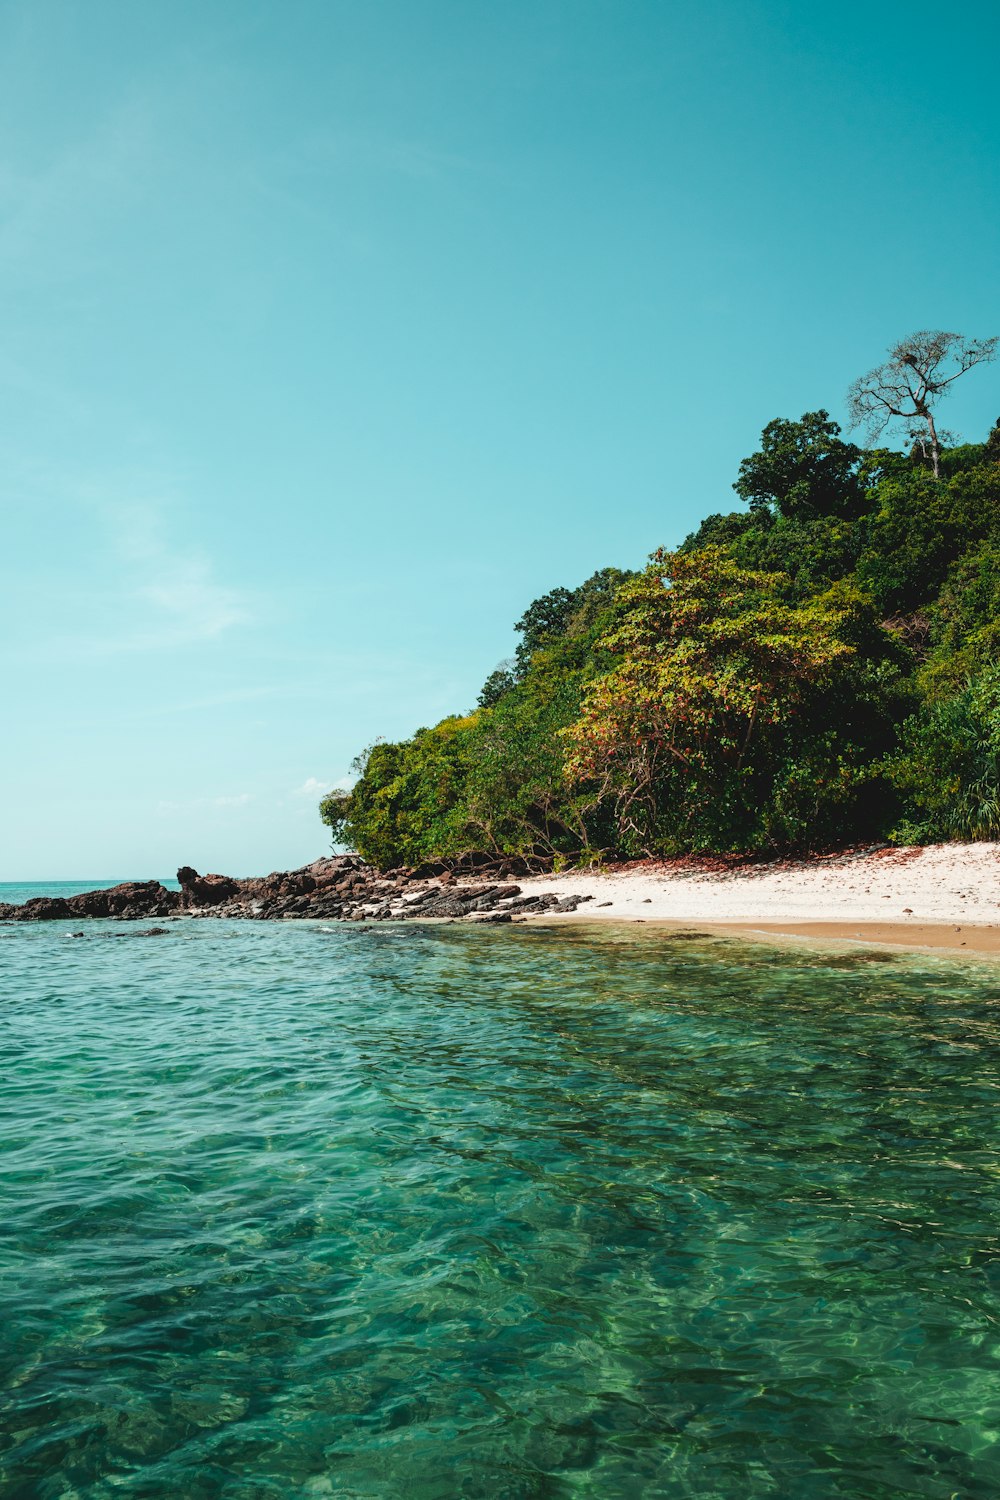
18, 896, 73, 921
177, 868, 241, 908
69, 881, 180, 919
0, 880, 181, 923
506, 894, 559, 913
418, 896, 473, 918
3, 855, 585, 931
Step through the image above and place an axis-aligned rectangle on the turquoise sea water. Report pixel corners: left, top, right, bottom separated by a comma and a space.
0, 879, 180, 906
3, 916, 1000, 1498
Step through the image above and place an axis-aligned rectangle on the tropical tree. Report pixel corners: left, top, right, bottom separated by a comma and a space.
733, 410, 867, 521
511, 567, 633, 677
562, 547, 869, 852
847, 330, 997, 479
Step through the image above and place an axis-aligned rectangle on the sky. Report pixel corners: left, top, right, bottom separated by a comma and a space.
2, 0, 999, 878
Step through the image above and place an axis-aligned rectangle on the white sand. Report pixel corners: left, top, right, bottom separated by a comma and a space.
521, 843, 1000, 930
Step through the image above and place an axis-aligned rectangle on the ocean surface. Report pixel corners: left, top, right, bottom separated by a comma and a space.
3, 913, 1000, 1498
0, 878, 181, 906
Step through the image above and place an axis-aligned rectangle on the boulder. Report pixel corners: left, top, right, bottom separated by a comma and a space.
69, 881, 179, 918
13, 896, 73, 921
417, 896, 472, 918
176, 868, 242, 908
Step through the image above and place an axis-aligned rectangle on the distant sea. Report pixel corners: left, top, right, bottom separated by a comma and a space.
0, 877, 181, 905
4, 914, 1000, 1494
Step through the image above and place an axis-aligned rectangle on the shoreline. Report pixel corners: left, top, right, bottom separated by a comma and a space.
520, 915, 1000, 957
4, 843, 999, 957
513, 842, 1000, 956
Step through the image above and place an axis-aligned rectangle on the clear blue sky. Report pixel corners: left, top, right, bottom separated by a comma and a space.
3, 0, 998, 878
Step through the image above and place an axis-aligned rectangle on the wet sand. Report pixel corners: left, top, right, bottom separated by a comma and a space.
713, 920, 1000, 956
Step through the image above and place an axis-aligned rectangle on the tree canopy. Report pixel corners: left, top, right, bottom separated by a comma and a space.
322, 353, 1000, 866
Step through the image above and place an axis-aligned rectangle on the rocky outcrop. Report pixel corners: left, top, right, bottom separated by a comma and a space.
0, 880, 180, 923
176, 868, 242, 908
0, 859, 593, 925
176, 857, 593, 923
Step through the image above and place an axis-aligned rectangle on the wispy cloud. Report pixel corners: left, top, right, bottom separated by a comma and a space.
109, 501, 249, 646
293, 776, 332, 799
16, 491, 251, 660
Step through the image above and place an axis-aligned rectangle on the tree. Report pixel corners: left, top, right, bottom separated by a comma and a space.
513, 586, 575, 675
733, 410, 867, 521
512, 568, 633, 676
562, 547, 866, 852
477, 659, 517, 708
847, 330, 997, 479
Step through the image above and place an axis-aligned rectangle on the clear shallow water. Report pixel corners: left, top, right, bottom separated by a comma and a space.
3, 919, 1000, 1498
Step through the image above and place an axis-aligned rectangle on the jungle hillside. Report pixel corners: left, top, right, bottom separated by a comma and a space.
322, 331, 1000, 869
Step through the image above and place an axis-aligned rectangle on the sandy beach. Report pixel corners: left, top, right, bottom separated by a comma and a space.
520, 843, 1000, 954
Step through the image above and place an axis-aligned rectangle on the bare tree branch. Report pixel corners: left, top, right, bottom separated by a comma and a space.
846, 330, 997, 477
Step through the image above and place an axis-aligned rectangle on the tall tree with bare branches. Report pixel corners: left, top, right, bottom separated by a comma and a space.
847, 330, 997, 478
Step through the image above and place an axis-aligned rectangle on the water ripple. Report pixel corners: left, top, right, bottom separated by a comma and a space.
2, 920, 1000, 1496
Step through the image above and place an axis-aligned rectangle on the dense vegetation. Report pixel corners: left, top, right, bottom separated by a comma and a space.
322, 345, 1000, 868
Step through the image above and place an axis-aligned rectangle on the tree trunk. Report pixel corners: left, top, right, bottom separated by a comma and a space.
926, 408, 941, 479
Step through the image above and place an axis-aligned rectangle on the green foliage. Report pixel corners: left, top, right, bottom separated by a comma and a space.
324, 408, 1000, 867
329, 584, 629, 868
733, 515, 866, 597
325, 719, 481, 869
477, 660, 517, 709
460, 644, 612, 860
733, 410, 868, 521
921, 543, 1000, 698
681, 510, 759, 552
856, 452, 1000, 613
889, 668, 1000, 842
318, 789, 352, 846
513, 586, 576, 674
563, 550, 901, 853
510, 566, 633, 677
